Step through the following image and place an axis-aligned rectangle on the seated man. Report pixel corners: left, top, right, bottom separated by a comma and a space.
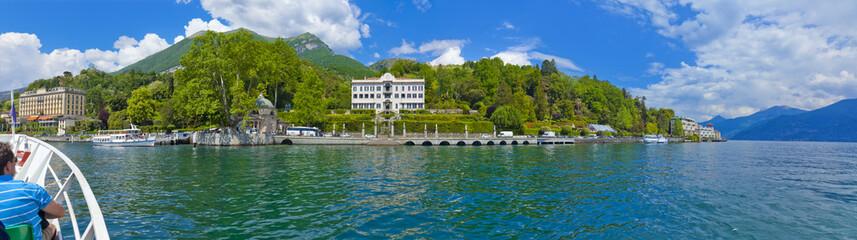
0, 143, 66, 240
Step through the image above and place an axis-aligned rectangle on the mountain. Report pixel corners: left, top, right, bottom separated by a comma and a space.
369, 58, 400, 71
0, 87, 26, 101
701, 105, 806, 139
732, 99, 857, 142
703, 115, 727, 126
114, 29, 374, 79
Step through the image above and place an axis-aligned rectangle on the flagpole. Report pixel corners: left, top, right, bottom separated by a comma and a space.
10, 91, 15, 135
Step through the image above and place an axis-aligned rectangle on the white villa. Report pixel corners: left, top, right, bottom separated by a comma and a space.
351, 73, 425, 112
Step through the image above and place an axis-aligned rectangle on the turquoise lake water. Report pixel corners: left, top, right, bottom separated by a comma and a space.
51, 141, 857, 239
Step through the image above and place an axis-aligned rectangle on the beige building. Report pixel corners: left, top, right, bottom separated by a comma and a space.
18, 87, 86, 117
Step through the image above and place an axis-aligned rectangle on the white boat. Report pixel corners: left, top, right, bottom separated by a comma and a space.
2, 134, 110, 239
643, 135, 668, 143
92, 124, 156, 147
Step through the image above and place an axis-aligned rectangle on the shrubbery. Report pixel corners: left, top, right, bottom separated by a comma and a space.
393, 120, 494, 133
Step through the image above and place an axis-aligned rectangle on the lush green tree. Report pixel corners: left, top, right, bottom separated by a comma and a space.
495, 81, 513, 106
561, 125, 575, 135
490, 106, 523, 130
534, 81, 549, 120
108, 110, 127, 130
174, 29, 293, 129
616, 106, 633, 130
671, 118, 684, 137
127, 87, 156, 124
540, 59, 558, 76
159, 100, 177, 130
292, 68, 325, 126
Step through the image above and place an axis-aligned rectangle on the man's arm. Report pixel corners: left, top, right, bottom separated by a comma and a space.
42, 200, 65, 219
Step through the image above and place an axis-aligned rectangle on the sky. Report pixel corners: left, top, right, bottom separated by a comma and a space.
2, 0, 857, 121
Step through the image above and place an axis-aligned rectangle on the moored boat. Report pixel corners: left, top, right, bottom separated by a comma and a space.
93, 124, 156, 147
643, 135, 668, 143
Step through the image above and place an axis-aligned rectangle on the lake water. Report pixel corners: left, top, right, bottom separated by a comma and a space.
51, 141, 857, 239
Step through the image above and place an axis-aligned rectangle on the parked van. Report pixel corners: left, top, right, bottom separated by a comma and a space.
541, 131, 556, 138
498, 131, 514, 138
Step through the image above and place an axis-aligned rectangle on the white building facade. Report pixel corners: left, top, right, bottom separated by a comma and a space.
699, 125, 715, 138
671, 117, 699, 136
351, 73, 425, 112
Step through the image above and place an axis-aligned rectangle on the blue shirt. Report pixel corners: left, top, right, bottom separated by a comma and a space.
0, 175, 52, 240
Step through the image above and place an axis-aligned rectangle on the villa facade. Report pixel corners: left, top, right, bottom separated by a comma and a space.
351, 73, 425, 112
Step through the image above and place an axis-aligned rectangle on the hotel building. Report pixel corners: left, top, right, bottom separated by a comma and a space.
351, 73, 425, 112
670, 116, 699, 136
18, 87, 86, 117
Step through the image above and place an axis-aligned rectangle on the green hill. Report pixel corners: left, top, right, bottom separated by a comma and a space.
114, 29, 374, 79
369, 58, 400, 71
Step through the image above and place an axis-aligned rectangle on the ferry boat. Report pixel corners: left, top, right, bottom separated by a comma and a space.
643, 135, 668, 143
92, 124, 156, 147
2, 134, 110, 239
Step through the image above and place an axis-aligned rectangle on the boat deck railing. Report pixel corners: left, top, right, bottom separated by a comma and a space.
7, 134, 110, 240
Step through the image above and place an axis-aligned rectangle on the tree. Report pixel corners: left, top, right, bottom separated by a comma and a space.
495, 81, 513, 106
490, 106, 523, 130
174, 29, 294, 129
292, 68, 325, 126
108, 110, 127, 130
534, 81, 549, 120
97, 109, 110, 129
127, 87, 156, 124
540, 59, 557, 76
616, 106, 633, 130
671, 118, 684, 137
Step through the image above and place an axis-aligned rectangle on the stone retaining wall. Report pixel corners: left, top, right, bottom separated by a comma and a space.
196, 133, 274, 146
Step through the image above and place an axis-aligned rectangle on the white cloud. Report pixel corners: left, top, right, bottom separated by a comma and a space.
490, 38, 582, 71
609, 0, 857, 119
499, 21, 516, 30
389, 39, 467, 65
389, 39, 418, 56
429, 47, 465, 65
174, 35, 185, 44
183, 18, 232, 37
373, 52, 380, 58
531, 52, 582, 71
491, 51, 531, 66
418, 39, 465, 56
199, 0, 369, 54
0, 32, 171, 90
413, 0, 431, 12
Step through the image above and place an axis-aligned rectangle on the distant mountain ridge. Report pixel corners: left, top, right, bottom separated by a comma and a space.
701, 105, 806, 139
0, 87, 25, 101
732, 99, 857, 142
114, 28, 373, 78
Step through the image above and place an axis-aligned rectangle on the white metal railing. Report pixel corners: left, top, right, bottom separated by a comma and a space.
6, 134, 110, 240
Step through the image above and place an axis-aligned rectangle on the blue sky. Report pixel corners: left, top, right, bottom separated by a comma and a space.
3, 0, 857, 121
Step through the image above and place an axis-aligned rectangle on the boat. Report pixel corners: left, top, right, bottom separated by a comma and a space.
92, 124, 156, 147
643, 135, 668, 143
2, 134, 110, 239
